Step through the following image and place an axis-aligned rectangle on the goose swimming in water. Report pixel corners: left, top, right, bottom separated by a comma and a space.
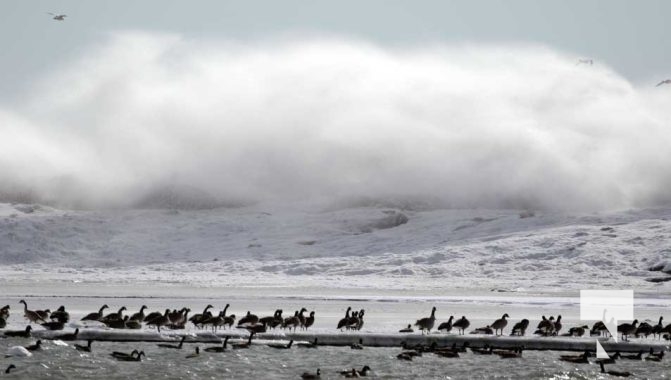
559, 351, 590, 364
339, 366, 371, 377
599, 362, 631, 377
185, 347, 200, 358
491, 314, 510, 336
415, 307, 437, 334
232, 332, 255, 349
4, 326, 31, 338
5, 364, 15, 374
157, 336, 186, 349
453, 316, 470, 335
296, 338, 318, 348
350, 338, 364, 350
267, 340, 293, 349
81, 304, 108, 322
41, 321, 65, 330
204, 336, 230, 352
115, 350, 145, 362
75, 340, 93, 352
18, 300, 45, 324
24, 340, 42, 352
301, 368, 321, 380
399, 324, 413, 333
111, 349, 138, 360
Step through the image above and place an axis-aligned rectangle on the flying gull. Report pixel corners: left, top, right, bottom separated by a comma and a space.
47, 12, 67, 21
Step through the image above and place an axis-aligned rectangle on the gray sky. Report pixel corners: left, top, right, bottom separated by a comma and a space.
1, 0, 670, 103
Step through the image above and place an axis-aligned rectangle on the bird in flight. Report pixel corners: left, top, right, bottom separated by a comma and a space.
576, 59, 593, 66
656, 79, 671, 87
47, 12, 67, 21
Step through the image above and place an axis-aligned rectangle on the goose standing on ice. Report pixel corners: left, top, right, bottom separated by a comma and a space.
510, 319, 529, 336
491, 314, 510, 336
453, 316, 470, 335
81, 304, 108, 322
304, 311, 316, 330
415, 307, 437, 334
337, 307, 352, 331
50, 306, 69, 323
437, 316, 454, 333
19, 300, 45, 324
129, 306, 147, 322
146, 309, 171, 332
617, 320, 638, 341
652, 316, 664, 339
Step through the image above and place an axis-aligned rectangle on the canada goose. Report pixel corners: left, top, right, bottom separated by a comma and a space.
437, 316, 454, 333
242, 322, 267, 334
399, 324, 413, 333
283, 311, 301, 331
498, 346, 523, 359
471, 345, 494, 355
471, 325, 494, 335
18, 300, 45, 324
189, 305, 214, 328
125, 319, 142, 329
656, 79, 671, 87
645, 348, 664, 362
55, 328, 79, 341
185, 346, 200, 358
304, 311, 316, 330
297, 308, 308, 327
491, 314, 510, 336
237, 311, 259, 326
346, 311, 359, 331
267, 340, 293, 349
339, 366, 371, 376
355, 310, 365, 330
81, 304, 108, 321
111, 349, 138, 359
415, 307, 437, 334
146, 309, 171, 332
157, 336, 187, 349
337, 307, 352, 330
397, 352, 414, 360
635, 322, 653, 338
453, 316, 470, 335
143, 310, 163, 322
0, 316, 6, 329
204, 336, 230, 352
35, 308, 50, 321
41, 321, 65, 330
25, 340, 41, 351
105, 315, 130, 329
350, 338, 364, 350
553, 315, 562, 335
115, 350, 145, 362
510, 319, 529, 336
652, 316, 664, 339
50, 306, 69, 323
343, 368, 359, 378
269, 310, 284, 329
169, 308, 191, 329
301, 368, 321, 380
599, 362, 631, 377
5, 364, 15, 374
535, 316, 555, 336
4, 326, 31, 338
75, 340, 93, 352
223, 314, 236, 328
0, 305, 9, 319
591, 321, 609, 337
617, 320, 638, 341
296, 338, 318, 348
169, 307, 189, 324
563, 325, 589, 337
232, 332, 255, 349
620, 350, 643, 360
102, 306, 127, 323
259, 309, 281, 326
129, 306, 147, 322
559, 350, 590, 363
203, 311, 225, 331
596, 351, 621, 364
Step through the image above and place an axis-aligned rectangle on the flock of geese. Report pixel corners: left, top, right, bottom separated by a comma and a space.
1, 302, 669, 378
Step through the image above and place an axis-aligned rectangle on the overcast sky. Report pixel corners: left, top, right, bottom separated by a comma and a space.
1, 0, 669, 102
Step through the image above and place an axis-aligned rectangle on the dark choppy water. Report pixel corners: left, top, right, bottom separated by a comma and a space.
1, 338, 668, 379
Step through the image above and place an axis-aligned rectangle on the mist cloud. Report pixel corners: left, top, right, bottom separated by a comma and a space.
1, 32, 671, 210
